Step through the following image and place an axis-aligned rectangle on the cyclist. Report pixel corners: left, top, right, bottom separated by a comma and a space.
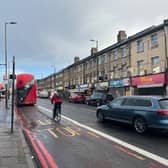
51, 91, 62, 121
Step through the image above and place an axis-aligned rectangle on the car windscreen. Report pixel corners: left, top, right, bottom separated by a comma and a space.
159, 99, 168, 109
92, 93, 103, 98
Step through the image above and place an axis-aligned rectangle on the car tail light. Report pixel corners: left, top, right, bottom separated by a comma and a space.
157, 109, 168, 116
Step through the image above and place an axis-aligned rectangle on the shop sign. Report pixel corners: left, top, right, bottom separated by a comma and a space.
95, 82, 108, 90
57, 86, 63, 90
79, 84, 88, 89
100, 82, 108, 87
132, 73, 165, 86
109, 80, 123, 87
123, 78, 130, 86
75, 84, 89, 92
98, 82, 108, 87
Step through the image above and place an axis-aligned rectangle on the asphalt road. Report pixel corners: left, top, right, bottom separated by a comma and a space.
16, 98, 168, 168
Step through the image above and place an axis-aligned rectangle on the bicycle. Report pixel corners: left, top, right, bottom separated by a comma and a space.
55, 108, 61, 122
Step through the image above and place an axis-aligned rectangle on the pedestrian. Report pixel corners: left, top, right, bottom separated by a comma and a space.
51, 91, 62, 120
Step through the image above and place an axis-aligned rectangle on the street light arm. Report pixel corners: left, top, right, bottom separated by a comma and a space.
5, 21, 17, 25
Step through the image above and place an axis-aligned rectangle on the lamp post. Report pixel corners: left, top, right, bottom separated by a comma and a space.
4, 21, 17, 109
51, 65, 56, 90
90, 39, 98, 51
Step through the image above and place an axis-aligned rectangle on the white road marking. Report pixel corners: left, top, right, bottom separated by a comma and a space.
38, 105, 168, 167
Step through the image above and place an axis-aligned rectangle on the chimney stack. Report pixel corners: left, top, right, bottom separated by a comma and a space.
164, 19, 168, 25
74, 56, 80, 63
117, 30, 127, 42
90, 47, 97, 56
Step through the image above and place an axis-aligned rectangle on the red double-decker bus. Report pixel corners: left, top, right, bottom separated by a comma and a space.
16, 73, 37, 105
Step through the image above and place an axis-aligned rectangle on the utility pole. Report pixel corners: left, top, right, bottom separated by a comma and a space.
11, 56, 15, 133
4, 21, 17, 109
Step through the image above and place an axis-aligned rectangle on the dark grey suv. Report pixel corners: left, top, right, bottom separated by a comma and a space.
96, 95, 168, 133
85, 93, 113, 106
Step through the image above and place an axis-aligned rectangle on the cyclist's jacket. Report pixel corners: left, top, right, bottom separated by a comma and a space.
51, 94, 62, 104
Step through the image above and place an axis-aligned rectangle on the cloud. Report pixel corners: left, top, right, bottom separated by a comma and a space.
0, 0, 168, 81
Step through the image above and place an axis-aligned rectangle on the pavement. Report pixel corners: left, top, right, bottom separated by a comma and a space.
0, 98, 36, 168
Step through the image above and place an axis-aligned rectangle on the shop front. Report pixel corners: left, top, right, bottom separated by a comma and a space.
94, 82, 109, 93
109, 78, 131, 98
78, 84, 89, 93
79, 84, 91, 95
131, 73, 167, 96
68, 84, 89, 93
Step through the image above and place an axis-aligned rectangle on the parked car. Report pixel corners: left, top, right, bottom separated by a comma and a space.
68, 93, 86, 103
96, 95, 168, 134
85, 93, 113, 106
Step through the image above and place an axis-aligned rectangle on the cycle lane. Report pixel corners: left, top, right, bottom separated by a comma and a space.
16, 105, 168, 168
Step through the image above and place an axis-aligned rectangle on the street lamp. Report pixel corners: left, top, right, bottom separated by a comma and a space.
90, 39, 98, 51
4, 21, 17, 109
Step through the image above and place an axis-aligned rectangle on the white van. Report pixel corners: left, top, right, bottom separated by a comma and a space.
38, 90, 49, 98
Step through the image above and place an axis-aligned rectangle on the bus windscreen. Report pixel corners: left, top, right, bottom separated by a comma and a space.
16, 74, 37, 105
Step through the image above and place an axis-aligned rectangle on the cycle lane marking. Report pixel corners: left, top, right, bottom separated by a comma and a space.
38, 105, 168, 167
15, 106, 60, 168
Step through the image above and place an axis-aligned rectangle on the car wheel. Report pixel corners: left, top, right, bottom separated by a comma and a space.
133, 117, 147, 134
97, 110, 104, 122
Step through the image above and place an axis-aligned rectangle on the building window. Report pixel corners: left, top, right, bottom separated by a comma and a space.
113, 66, 119, 78
98, 56, 101, 65
121, 47, 127, 57
137, 60, 144, 75
151, 56, 160, 73
104, 54, 108, 63
86, 62, 89, 69
114, 50, 118, 60
101, 56, 103, 64
109, 51, 113, 62
137, 39, 144, 52
122, 64, 127, 77
151, 34, 158, 48
89, 61, 92, 68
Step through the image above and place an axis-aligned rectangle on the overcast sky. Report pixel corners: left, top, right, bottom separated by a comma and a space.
0, 0, 168, 81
